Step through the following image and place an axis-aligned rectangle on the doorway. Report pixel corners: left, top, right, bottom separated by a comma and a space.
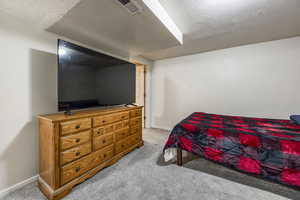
135, 64, 146, 128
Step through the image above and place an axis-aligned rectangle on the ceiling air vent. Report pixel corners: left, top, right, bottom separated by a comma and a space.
117, 0, 143, 15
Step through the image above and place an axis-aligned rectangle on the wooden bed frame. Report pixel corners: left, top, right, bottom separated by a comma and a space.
177, 148, 183, 166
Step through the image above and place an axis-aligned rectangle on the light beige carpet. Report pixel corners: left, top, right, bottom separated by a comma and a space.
1, 129, 299, 200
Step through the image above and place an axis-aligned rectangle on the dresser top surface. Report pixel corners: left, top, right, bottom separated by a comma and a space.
38, 106, 143, 122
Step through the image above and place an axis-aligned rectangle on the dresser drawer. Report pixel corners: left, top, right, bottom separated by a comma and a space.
93, 124, 114, 137
130, 126, 141, 136
90, 145, 114, 168
93, 133, 114, 151
131, 133, 142, 146
60, 130, 91, 150
123, 120, 130, 128
120, 112, 130, 120
116, 133, 142, 154
115, 139, 130, 154
61, 153, 93, 185
130, 117, 142, 127
115, 128, 130, 141
60, 143, 92, 165
93, 113, 122, 127
114, 120, 129, 131
130, 109, 142, 118
60, 118, 91, 135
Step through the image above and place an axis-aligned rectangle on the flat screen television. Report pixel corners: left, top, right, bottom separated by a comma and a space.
58, 39, 136, 112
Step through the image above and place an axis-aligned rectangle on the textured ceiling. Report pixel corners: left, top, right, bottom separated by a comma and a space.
144, 0, 300, 59
0, 0, 300, 60
47, 0, 181, 59
0, 0, 81, 28
158, 0, 300, 41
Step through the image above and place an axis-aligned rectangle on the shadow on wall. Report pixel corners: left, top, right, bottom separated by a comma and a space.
0, 49, 56, 190
153, 77, 178, 130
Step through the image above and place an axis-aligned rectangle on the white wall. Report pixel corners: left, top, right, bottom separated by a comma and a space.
0, 12, 152, 194
0, 12, 58, 194
151, 37, 300, 130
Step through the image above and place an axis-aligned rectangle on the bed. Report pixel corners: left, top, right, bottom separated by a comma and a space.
163, 112, 300, 188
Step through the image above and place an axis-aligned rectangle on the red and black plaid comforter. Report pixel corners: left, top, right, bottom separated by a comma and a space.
164, 112, 300, 188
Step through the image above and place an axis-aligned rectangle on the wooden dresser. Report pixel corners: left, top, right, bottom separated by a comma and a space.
38, 106, 143, 200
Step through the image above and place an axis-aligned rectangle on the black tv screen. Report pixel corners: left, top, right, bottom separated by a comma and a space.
58, 39, 136, 111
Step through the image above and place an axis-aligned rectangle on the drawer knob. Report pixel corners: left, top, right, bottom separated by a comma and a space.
103, 140, 106, 144
103, 154, 107, 158
121, 144, 125, 148
75, 139, 80, 143
75, 167, 80, 172
102, 120, 106, 123
75, 125, 80, 129
76, 152, 81, 156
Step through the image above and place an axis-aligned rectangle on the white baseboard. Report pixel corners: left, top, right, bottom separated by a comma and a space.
0, 175, 39, 198
150, 125, 172, 131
